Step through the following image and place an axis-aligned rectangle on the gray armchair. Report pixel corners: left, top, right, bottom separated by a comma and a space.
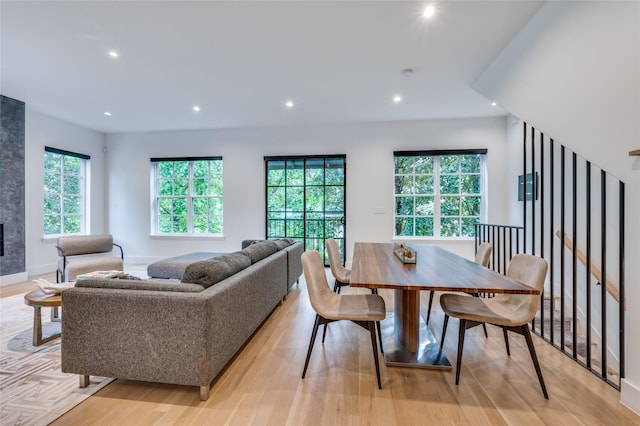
55, 234, 123, 282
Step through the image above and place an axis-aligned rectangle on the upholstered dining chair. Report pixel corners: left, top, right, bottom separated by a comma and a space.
324, 238, 382, 344
325, 238, 351, 293
426, 242, 493, 328
301, 250, 386, 389
438, 253, 549, 399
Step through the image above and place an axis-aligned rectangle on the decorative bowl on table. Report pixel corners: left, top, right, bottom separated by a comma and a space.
393, 243, 416, 264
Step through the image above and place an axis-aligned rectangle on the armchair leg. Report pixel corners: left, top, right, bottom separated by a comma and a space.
455, 319, 467, 385
302, 315, 321, 379
522, 325, 549, 399
426, 291, 434, 325
503, 328, 511, 356
368, 321, 382, 389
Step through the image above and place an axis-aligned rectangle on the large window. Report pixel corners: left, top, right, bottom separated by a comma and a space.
151, 157, 223, 235
394, 150, 486, 238
265, 156, 346, 265
43, 147, 89, 236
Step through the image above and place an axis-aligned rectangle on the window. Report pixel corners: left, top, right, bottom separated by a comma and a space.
265, 156, 346, 265
43, 147, 89, 236
151, 157, 223, 235
394, 150, 486, 238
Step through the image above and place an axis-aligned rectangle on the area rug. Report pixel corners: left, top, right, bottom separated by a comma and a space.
0, 292, 113, 425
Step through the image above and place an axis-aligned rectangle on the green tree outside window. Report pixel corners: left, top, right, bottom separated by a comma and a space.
394, 153, 484, 238
43, 149, 87, 236
154, 158, 223, 235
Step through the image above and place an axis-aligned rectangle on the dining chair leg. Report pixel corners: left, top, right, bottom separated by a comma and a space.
503, 328, 511, 356
455, 319, 467, 385
333, 280, 339, 293
302, 315, 321, 378
482, 323, 488, 338
322, 322, 329, 343
368, 321, 382, 389
426, 291, 434, 325
438, 314, 450, 356
521, 325, 549, 399
376, 321, 384, 354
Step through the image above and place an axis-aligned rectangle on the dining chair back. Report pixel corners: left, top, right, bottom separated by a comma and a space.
326, 238, 350, 293
474, 242, 492, 267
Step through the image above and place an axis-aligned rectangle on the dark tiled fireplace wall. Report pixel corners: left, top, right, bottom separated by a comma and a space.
0, 95, 26, 276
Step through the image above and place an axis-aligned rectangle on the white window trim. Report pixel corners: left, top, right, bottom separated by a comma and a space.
393, 153, 487, 239
150, 158, 224, 236
43, 148, 89, 237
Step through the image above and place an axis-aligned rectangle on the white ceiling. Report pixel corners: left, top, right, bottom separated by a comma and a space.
0, 1, 544, 134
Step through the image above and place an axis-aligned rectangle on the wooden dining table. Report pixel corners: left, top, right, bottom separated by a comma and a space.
350, 242, 540, 369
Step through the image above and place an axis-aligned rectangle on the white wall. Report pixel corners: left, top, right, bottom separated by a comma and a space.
474, 1, 640, 412
105, 117, 509, 265
24, 109, 107, 275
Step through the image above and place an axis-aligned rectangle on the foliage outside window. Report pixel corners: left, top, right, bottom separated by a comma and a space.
152, 157, 223, 235
265, 156, 346, 264
43, 147, 88, 236
394, 151, 485, 238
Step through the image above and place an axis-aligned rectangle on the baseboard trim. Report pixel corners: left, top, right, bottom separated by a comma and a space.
621, 378, 640, 415
0, 272, 28, 286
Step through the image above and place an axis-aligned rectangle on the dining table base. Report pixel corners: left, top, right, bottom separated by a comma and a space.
380, 314, 452, 369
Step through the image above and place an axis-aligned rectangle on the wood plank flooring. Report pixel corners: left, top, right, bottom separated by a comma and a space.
6, 271, 637, 425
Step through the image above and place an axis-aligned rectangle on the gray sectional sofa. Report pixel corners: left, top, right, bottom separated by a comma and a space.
61, 239, 302, 400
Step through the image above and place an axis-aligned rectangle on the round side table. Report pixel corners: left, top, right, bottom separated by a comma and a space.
23, 290, 62, 346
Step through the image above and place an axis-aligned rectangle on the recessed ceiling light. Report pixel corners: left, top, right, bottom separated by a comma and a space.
402, 68, 414, 77
393, 95, 402, 104
108, 50, 119, 58
192, 105, 201, 112
103, 111, 112, 116
285, 100, 294, 109
423, 5, 436, 18
491, 102, 497, 107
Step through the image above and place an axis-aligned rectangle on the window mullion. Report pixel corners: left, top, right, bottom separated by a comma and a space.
187, 161, 194, 233
434, 157, 441, 237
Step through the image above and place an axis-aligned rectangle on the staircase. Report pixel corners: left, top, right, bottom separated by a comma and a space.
533, 297, 619, 381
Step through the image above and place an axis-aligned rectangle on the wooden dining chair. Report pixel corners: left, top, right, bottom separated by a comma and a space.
301, 250, 386, 389
438, 253, 549, 398
426, 242, 493, 331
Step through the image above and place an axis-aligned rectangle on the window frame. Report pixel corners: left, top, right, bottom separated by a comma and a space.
150, 156, 224, 236
393, 149, 487, 239
43, 146, 90, 237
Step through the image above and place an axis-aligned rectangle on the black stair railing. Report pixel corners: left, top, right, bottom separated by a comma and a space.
521, 122, 624, 390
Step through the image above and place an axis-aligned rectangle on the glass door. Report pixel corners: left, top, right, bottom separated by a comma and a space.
265, 155, 346, 265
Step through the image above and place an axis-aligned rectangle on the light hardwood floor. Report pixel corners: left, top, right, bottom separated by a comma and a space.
5, 271, 637, 425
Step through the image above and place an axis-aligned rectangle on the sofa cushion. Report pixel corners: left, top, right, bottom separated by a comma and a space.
242, 240, 279, 264
181, 251, 251, 288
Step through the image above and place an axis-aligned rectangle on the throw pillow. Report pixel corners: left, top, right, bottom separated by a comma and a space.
181, 252, 251, 288
273, 239, 291, 250
242, 240, 279, 264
